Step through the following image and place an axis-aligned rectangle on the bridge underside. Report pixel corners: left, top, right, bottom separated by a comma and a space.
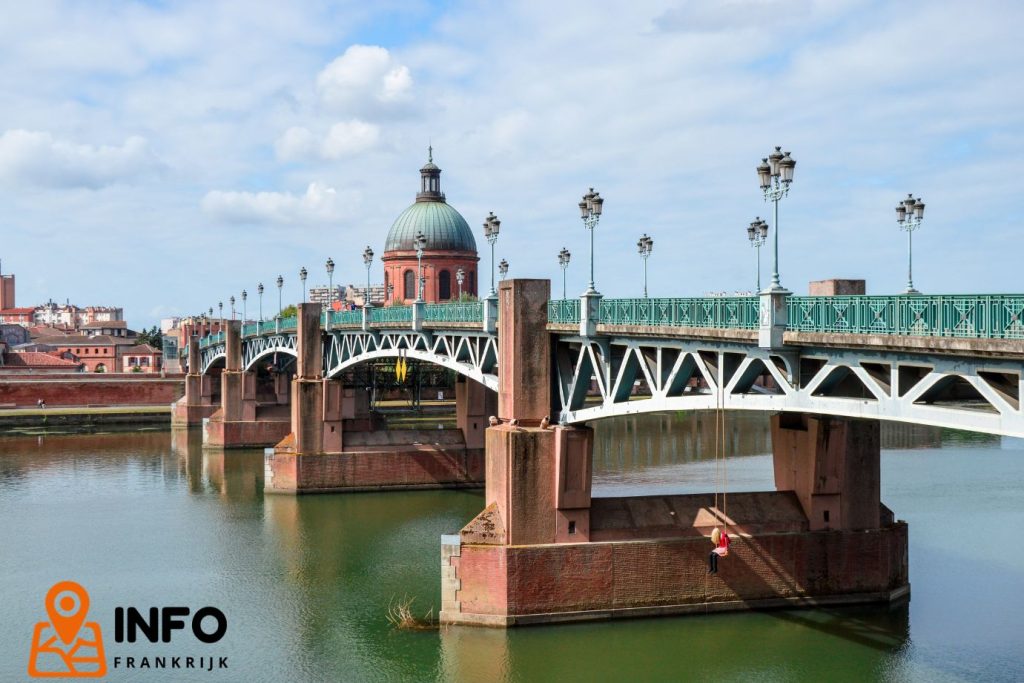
555, 335, 1024, 437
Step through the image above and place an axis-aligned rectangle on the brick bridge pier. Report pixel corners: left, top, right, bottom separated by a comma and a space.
439, 279, 908, 626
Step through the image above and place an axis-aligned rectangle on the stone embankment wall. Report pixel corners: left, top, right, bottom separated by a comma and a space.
0, 374, 184, 407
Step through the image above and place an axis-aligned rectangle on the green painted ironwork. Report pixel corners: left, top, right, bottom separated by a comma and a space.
278, 316, 297, 332
242, 323, 258, 337
370, 306, 413, 324
547, 299, 581, 325
423, 302, 483, 323
330, 309, 363, 327
599, 297, 760, 329
788, 295, 1024, 339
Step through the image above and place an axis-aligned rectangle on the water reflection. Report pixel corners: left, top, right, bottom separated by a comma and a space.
0, 416, 1021, 682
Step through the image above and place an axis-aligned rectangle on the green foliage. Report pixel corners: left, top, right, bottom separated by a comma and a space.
280, 304, 298, 318
456, 293, 479, 302
135, 325, 164, 350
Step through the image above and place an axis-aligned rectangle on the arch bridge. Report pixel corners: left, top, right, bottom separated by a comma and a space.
186, 290, 1024, 437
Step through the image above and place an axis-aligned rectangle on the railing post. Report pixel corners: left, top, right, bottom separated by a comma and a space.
483, 295, 498, 334
759, 288, 790, 349
412, 300, 425, 332
580, 291, 602, 337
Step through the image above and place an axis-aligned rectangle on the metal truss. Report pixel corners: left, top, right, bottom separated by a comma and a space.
555, 334, 1024, 437
202, 328, 498, 391
324, 329, 498, 390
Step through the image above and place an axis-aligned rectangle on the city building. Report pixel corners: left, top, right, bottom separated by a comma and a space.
0, 269, 14, 310
121, 344, 162, 373
344, 284, 385, 308
0, 349, 84, 374
308, 285, 344, 311
49, 335, 126, 373
381, 150, 479, 304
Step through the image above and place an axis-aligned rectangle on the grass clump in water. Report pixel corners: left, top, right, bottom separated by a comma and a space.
386, 596, 438, 631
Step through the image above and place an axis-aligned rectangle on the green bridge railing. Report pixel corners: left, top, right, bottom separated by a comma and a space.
788, 294, 1024, 339
424, 301, 484, 323
197, 294, 1024, 350
603, 297, 760, 329
371, 305, 413, 324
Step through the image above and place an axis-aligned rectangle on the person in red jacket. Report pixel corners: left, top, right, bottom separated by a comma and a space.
708, 527, 730, 574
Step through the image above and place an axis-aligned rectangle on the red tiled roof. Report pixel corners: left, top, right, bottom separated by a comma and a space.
82, 320, 127, 328
0, 307, 36, 315
123, 344, 160, 354
4, 351, 83, 368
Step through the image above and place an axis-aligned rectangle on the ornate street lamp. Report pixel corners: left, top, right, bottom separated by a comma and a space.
218, 301, 223, 321
636, 234, 653, 298
325, 257, 334, 330
414, 232, 427, 302
498, 258, 509, 281
276, 275, 283, 317
746, 217, 769, 292
299, 267, 307, 303
456, 267, 465, 300
362, 246, 374, 308
257, 283, 264, 322
578, 188, 604, 294
483, 212, 500, 297
896, 194, 925, 294
756, 146, 796, 291
229, 295, 236, 320
241, 289, 247, 323
387, 283, 394, 304
558, 247, 571, 299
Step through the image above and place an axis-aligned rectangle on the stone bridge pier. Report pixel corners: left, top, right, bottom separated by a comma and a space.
203, 321, 292, 449
264, 304, 492, 494
171, 335, 218, 427
441, 279, 908, 627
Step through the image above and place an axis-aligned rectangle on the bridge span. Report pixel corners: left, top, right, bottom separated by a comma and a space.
185, 290, 1024, 437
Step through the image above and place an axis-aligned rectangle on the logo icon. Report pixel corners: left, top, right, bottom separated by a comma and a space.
28, 581, 107, 678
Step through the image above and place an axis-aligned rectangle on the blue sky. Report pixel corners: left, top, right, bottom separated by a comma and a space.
1, 0, 1022, 326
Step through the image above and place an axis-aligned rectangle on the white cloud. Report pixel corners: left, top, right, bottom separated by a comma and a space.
200, 182, 354, 225
0, 130, 161, 189
275, 126, 319, 161
275, 120, 380, 161
315, 45, 412, 114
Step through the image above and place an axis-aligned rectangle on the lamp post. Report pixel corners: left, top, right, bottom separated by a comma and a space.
325, 257, 334, 330
498, 258, 509, 281
276, 275, 283, 317
414, 232, 427, 302
362, 246, 374, 308
636, 234, 653, 298
746, 217, 769, 292
218, 301, 223, 325
896, 194, 925, 294
558, 247, 571, 299
483, 212, 500, 297
387, 283, 394, 304
299, 267, 307, 303
456, 268, 465, 300
578, 188, 604, 294
229, 295, 235, 320
257, 283, 264, 322
756, 146, 796, 291
241, 289, 247, 323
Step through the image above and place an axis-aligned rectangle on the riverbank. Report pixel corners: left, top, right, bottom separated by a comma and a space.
0, 405, 171, 435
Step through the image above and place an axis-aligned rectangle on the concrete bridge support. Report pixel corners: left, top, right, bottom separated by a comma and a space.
264, 304, 487, 494
441, 279, 908, 627
204, 321, 291, 448
171, 335, 217, 427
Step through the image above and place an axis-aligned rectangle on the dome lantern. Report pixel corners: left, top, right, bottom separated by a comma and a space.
417, 145, 444, 202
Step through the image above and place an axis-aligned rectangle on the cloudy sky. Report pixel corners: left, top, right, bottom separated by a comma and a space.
1, 0, 1022, 326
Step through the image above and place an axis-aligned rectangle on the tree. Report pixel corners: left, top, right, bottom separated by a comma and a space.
135, 325, 163, 350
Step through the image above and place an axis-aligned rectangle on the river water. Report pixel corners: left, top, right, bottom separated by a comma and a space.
1, 413, 1022, 682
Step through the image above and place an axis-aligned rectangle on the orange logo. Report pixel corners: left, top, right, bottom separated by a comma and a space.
28, 581, 107, 678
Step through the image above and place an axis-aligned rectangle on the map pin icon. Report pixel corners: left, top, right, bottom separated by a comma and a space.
45, 581, 89, 644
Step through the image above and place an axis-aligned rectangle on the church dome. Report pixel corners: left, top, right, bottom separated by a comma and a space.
383, 149, 477, 253
385, 201, 476, 252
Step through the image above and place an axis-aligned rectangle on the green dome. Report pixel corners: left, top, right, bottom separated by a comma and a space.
384, 201, 477, 253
